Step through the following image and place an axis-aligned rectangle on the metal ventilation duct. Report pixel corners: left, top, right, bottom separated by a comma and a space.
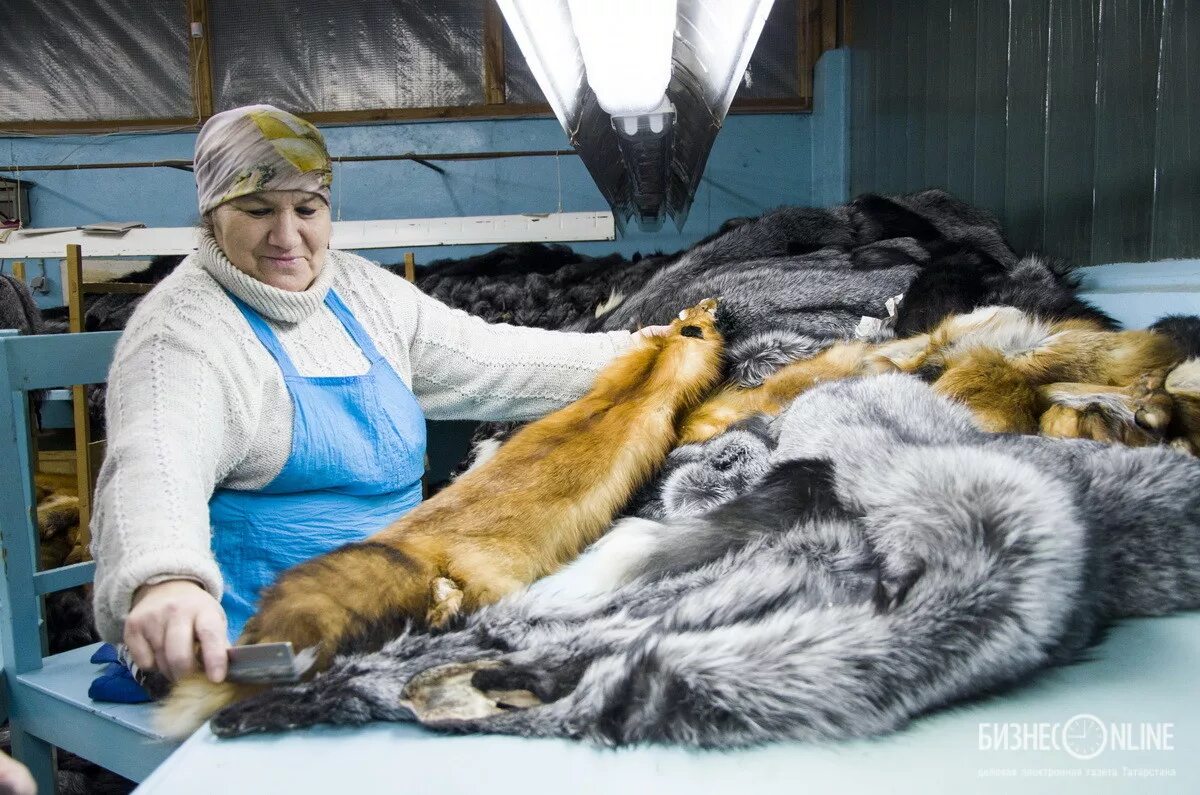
497, 0, 775, 232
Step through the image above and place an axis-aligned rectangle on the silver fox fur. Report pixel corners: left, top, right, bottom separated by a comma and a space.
212, 375, 1200, 746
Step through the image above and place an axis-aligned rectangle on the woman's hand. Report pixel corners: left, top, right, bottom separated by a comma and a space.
125, 579, 230, 683
0, 750, 36, 795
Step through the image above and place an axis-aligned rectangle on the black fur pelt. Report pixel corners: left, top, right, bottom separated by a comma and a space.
45, 588, 100, 654
402, 243, 669, 330
578, 190, 1112, 345
211, 375, 1200, 746
892, 250, 1117, 337
1150, 314, 1200, 360
40, 254, 183, 334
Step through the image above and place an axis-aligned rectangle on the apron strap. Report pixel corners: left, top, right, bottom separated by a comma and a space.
226, 291, 301, 378
325, 289, 386, 364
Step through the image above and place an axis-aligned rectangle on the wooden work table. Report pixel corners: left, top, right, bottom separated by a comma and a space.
137, 612, 1200, 794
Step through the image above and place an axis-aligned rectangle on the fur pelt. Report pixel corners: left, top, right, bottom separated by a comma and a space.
39, 255, 183, 430
677, 305, 1195, 450
457, 190, 1111, 475
1, 273, 48, 418
1151, 314, 1200, 360
1, 273, 42, 334
34, 478, 100, 654
404, 243, 669, 329
158, 300, 726, 738
210, 374, 1200, 747
40, 255, 182, 334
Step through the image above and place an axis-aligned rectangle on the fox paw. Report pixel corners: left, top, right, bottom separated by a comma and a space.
1130, 373, 1174, 433
670, 297, 719, 339
1041, 375, 1174, 446
425, 577, 464, 628
401, 660, 543, 725
1166, 358, 1200, 453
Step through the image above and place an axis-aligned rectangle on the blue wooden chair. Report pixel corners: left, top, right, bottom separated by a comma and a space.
0, 328, 178, 793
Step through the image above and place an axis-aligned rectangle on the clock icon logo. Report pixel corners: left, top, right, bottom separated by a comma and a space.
1062, 713, 1107, 760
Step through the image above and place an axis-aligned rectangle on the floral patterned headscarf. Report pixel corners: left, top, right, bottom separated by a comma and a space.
194, 104, 333, 215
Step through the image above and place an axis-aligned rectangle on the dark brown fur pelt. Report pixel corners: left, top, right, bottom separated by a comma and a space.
35, 476, 101, 653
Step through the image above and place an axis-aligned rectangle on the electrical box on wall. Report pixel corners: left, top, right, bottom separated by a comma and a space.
0, 176, 34, 227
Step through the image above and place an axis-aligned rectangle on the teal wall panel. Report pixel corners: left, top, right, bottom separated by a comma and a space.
850, 0, 1200, 266
922, 0, 951, 191
971, 0, 1010, 222
811, 50, 852, 207
1091, 0, 1164, 263
1044, 0, 1099, 265
944, 0, 977, 199
1151, 1, 1200, 260
1002, 0, 1050, 255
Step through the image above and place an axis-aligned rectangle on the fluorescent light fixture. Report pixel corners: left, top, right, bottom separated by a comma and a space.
676, 0, 775, 117
498, 0, 775, 232
567, 0, 677, 119
494, 0, 585, 130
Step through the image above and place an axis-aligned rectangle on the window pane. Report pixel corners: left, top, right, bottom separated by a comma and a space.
737, 0, 799, 99
209, 0, 485, 113
0, 0, 192, 123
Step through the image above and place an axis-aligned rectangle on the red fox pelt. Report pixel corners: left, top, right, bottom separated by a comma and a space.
680, 305, 1200, 453
158, 298, 725, 737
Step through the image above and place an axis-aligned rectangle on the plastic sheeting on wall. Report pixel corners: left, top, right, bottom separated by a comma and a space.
208, 0, 485, 113
0, 0, 193, 123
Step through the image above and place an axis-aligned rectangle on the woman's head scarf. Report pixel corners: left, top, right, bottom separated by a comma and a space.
194, 104, 333, 215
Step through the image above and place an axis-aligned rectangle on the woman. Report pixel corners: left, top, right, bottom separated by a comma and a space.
91, 104, 662, 687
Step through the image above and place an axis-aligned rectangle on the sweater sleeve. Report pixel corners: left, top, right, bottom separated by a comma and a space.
90, 303, 255, 643
403, 281, 635, 422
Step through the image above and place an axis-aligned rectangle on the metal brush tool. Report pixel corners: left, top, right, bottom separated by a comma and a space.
225, 642, 306, 684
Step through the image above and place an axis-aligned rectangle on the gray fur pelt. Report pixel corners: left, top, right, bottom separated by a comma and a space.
1, 273, 42, 334
211, 374, 1200, 746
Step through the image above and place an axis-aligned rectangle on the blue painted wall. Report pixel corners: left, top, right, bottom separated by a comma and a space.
1, 50, 851, 309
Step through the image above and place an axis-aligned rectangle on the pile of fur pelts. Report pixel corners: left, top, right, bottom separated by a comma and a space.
39, 255, 182, 334
450, 189, 1169, 467
209, 192, 1200, 748
35, 477, 101, 654
407, 190, 1106, 346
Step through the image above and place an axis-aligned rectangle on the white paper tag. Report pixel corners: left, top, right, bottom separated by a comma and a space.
855, 316, 884, 339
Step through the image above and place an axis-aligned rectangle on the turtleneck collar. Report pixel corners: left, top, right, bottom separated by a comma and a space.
197, 232, 337, 323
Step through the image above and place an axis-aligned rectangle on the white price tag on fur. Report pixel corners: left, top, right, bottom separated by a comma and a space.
855, 316, 884, 339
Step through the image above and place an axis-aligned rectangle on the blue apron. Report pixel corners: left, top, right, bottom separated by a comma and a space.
210, 289, 427, 640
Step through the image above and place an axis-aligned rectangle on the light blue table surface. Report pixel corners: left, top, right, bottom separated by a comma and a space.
136, 612, 1198, 794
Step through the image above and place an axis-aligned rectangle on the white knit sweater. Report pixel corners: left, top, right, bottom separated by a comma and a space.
90, 234, 632, 642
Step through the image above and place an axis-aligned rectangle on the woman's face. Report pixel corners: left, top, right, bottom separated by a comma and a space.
210, 190, 332, 292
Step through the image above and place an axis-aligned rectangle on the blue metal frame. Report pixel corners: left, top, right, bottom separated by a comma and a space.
0, 330, 176, 792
